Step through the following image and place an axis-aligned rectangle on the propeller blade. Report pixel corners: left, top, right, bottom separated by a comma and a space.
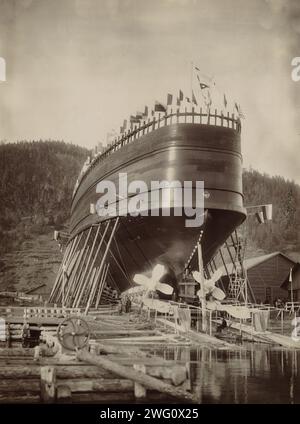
152, 264, 166, 281
211, 287, 226, 301
203, 280, 215, 292
193, 270, 204, 284
155, 282, 174, 295
133, 274, 152, 288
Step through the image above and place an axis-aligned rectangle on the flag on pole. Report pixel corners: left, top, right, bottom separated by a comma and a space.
289, 268, 293, 283
223, 94, 228, 108
120, 119, 127, 133
143, 105, 149, 118
196, 75, 212, 109
167, 93, 173, 106
136, 111, 144, 119
154, 101, 167, 112
235, 102, 245, 119
130, 115, 140, 128
192, 90, 198, 106
199, 81, 209, 90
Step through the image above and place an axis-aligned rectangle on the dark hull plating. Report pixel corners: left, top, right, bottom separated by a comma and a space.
70, 123, 246, 292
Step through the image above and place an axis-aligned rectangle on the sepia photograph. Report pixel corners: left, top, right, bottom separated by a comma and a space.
0, 0, 299, 412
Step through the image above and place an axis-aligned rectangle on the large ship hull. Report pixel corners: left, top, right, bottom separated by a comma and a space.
69, 122, 246, 293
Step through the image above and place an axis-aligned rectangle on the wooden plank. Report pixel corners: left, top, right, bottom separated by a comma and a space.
133, 364, 146, 398
71, 392, 134, 403
77, 350, 198, 403
0, 365, 113, 379
58, 378, 133, 393
0, 380, 40, 392
0, 394, 40, 403
40, 366, 56, 403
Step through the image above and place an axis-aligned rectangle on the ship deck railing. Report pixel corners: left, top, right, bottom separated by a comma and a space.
73, 106, 241, 198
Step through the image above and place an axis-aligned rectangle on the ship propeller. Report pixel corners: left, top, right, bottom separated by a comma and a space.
193, 268, 226, 310
133, 264, 174, 296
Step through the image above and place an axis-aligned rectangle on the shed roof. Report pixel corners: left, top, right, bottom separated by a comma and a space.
219, 251, 295, 277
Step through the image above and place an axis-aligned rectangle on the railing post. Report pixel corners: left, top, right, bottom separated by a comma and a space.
200, 107, 202, 124
215, 109, 217, 125
192, 107, 194, 124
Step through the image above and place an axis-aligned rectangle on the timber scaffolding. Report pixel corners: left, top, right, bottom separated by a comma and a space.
49, 218, 120, 313
183, 227, 255, 304
1, 294, 300, 403
0, 305, 242, 404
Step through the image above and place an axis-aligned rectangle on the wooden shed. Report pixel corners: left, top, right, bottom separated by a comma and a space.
221, 252, 295, 304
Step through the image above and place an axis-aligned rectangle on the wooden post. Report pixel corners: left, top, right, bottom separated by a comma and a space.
63, 231, 87, 302
40, 366, 56, 403
71, 227, 94, 307
52, 234, 82, 303
95, 263, 110, 308
85, 218, 119, 314
197, 242, 207, 332
77, 350, 198, 403
133, 364, 146, 399
49, 238, 74, 302
74, 224, 107, 307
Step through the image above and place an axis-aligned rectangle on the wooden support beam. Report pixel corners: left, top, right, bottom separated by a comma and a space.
51, 234, 81, 303
49, 239, 73, 302
95, 263, 109, 308
133, 364, 146, 398
40, 366, 56, 403
85, 218, 119, 314
77, 350, 198, 403
74, 226, 107, 308
70, 227, 93, 307
75, 223, 107, 308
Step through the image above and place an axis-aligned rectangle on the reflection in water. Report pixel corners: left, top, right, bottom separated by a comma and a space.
150, 345, 300, 404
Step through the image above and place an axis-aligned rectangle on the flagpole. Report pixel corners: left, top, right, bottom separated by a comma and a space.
190, 61, 193, 107
290, 267, 294, 313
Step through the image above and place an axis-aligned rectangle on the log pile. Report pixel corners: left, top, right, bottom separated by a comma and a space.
0, 311, 197, 403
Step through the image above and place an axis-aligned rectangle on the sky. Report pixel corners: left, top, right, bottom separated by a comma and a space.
0, 0, 299, 182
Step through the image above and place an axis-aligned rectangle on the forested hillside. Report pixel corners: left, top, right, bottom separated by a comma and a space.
243, 169, 300, 258
0, 141, 89, 293
0, 141, 299, 292
0, 141, 89, 255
